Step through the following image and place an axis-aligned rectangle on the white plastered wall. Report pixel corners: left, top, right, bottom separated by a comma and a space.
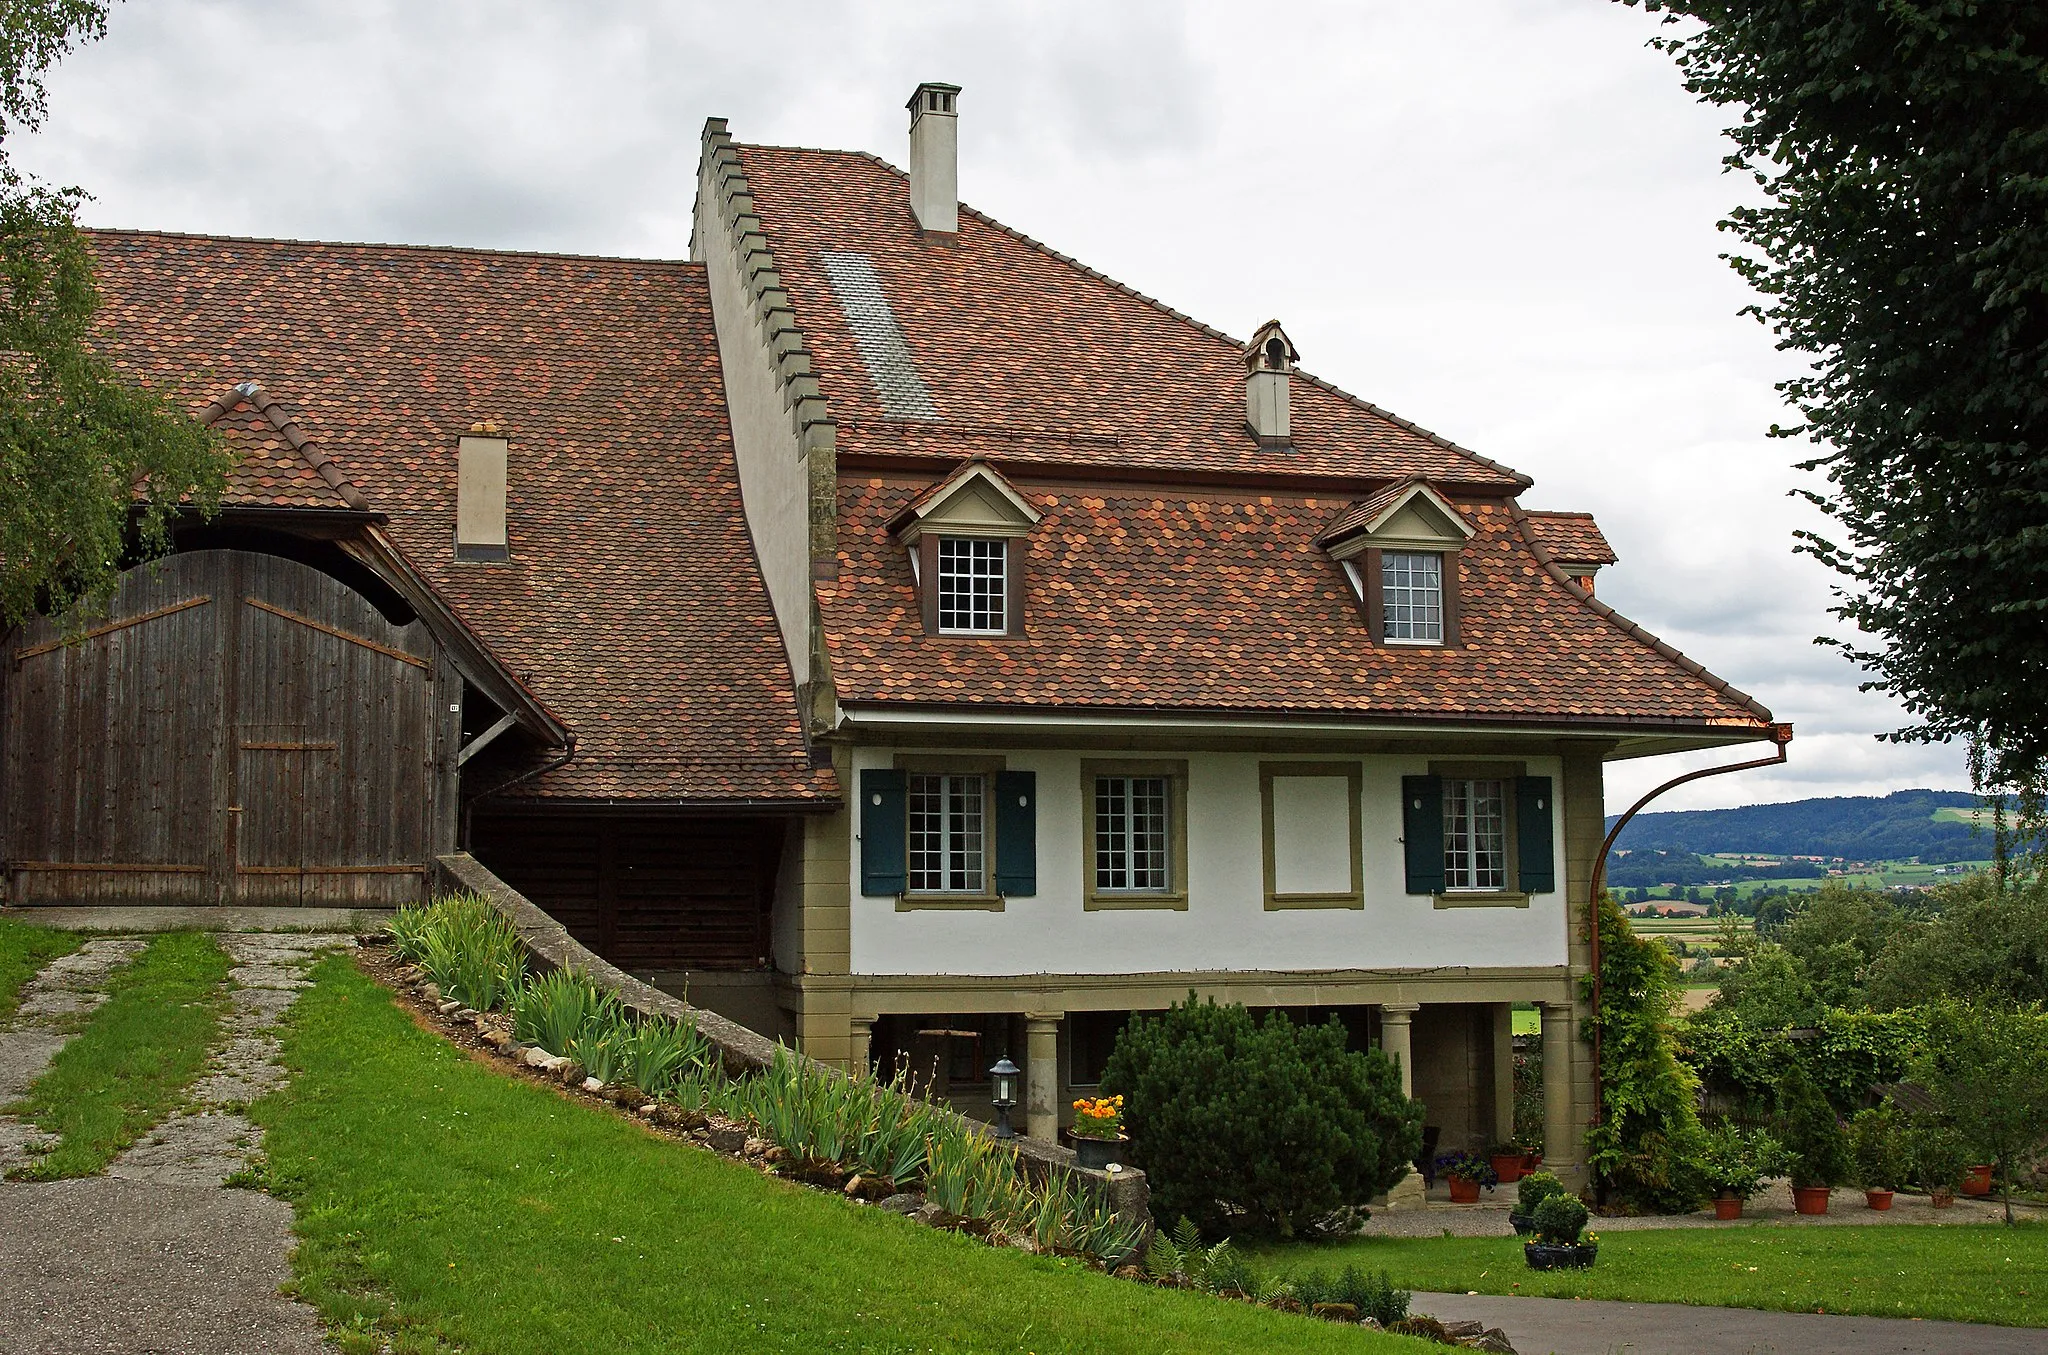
847, 748, 1569, 976
692, 165, 812, 688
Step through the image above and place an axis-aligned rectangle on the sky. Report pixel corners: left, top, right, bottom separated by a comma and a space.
14, 0, 1974, 811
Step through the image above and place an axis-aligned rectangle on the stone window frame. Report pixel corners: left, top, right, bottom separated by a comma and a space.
1080, 758, 1190, 911
1259, 761, 1365, 910
1428, 759, 1530, 909
893, 754, 1007, 911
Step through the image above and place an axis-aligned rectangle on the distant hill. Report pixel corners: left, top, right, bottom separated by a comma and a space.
1607, 788, 1992, 866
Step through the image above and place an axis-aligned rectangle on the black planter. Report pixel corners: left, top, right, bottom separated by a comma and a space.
1071, 1134, 1128, 1171
1508, 1210, 1536, 1236
1523, 1240, 1598, 1271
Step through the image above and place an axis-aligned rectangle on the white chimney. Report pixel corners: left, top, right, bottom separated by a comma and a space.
456, 426, 510, 561
906, 81, 961, 236
1245, 319, 1297, 446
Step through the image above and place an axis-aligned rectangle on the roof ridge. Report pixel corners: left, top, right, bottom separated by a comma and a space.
1505, 498, 1772, 723
743, 144, 1532, 491
1526, 508, 1598, 519
198, 381, 372, 512
88, 226, 696, 270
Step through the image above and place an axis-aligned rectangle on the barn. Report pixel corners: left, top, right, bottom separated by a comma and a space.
2, 230, 837, 1031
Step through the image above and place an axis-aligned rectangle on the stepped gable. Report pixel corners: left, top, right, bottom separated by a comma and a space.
735, 144, 1530, 489
91, 229, 833, 804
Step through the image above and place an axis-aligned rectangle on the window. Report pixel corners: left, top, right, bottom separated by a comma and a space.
937, 537, 1006, 634
1443, 777, 1508, 891
1382, 551, 1443, 642
908, 772, 986, 892
1094, 776, 1170, 892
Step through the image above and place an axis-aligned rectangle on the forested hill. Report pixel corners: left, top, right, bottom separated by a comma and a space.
1607, 788, 1992, 863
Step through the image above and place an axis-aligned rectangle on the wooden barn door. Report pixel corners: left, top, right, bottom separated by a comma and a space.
5, 549, 441, 906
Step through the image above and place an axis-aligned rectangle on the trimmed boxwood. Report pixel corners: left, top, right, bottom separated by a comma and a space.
1101, 994, 1423, 1239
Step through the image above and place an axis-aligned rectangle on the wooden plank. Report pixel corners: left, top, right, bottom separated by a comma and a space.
11, 596, 212, 663
14, 861, 209, 873
236, 864, 423, 875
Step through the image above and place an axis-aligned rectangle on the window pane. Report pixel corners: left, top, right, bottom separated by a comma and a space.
1095, 775, 1171, 892
1382, 552, 1443, 642
1443, 777, 1507, 891
938, 537, 1007, 633
908, 772, 983, 892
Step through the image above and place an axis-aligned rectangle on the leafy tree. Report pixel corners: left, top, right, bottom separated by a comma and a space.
1775, 885, 1903, 1007
1911, 1002, 2048, 1223
1864, 870, 2048, 1009
1624, 3, 2048, 825
1710, 933, 1822, 1028
0, 1, 230, 622
1100, 995, 1421, 1239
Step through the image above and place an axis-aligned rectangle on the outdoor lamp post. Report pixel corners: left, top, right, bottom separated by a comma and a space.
989, 1056, 1020, 1139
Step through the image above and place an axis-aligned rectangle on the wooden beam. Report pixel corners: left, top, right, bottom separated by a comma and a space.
457, 711, 520, 767
243, 597, 431, 670
13, 596, 211, 664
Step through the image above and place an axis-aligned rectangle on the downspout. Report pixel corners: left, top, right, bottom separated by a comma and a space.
1586, 723, 1793, 1132
460, 736, 578, 847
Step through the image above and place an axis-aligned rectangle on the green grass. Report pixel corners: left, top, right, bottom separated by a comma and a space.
254, 957, 1427, 1355
6, 930, 231, 1179
1255, 1223, 2048, 1327
1509, 1006, 1539, 1037
0, 916, 82, 1021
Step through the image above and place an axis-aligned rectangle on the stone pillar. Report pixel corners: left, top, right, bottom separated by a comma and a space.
1025, 1013, 1062, 1143
1541, 1000, 1580, 1185
1380, 1003, 1419, 1097
1492, 1002, 1517, 1146
849, 1015, 874, 1077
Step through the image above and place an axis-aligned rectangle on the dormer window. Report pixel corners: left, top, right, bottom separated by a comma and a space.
1382, 551, 1443, 643
937, 537, 1007, 634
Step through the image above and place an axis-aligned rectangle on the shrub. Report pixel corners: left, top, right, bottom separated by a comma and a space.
1902, 1116, 1969, 1195
1101, 994, 1422, 1239
1692, 1121, 1787, 1200
1777, 1062, 1851, 1188
1516, 1170, 1566, 1215
1531, 1193, 1589, 1245
1848, 1106, 1902, 1192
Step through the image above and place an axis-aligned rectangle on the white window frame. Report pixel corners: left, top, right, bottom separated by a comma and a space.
907, 772, 987, 894
1443, 777, 1508, 892
1382, 550, 1444, 644
936, 537, 1007, 635
1093, 775, 1171, 893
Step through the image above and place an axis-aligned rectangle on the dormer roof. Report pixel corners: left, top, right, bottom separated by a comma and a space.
1524, 510, 1618, 568
887, 459, 1040, 542
1315, 478, 1477, 559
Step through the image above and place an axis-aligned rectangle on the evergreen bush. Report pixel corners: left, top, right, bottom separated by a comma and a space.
1101, 994, 1423, 1239
1777, 1062, 1851, 1188
1531, 1193, 1590, 1245
1515, 1169, 1567, 1215
1848, 1106, 1902, 1192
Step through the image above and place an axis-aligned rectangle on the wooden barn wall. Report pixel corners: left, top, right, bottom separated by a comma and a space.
3, 548, 456, 905
469, 812, 786, 971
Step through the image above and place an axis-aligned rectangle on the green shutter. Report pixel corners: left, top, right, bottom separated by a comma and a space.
1402, 775, 1443, 895
1516, 776, 1556, 894
860, 768, 907, 895
994, 770, 1037, 896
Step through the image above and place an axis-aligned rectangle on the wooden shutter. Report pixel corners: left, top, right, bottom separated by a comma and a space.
1441, 551, 1462, 647
918, 538, 940, 635
860, 768, 907, 894
1364, 547, 1385, 644
1516, 775, 1555, 894
1003, 538, 1026, 637
993, 769, 1036, 895
1401, 774, 1444, 894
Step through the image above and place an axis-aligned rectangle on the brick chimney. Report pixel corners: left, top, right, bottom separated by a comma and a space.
907, 81, 961, 236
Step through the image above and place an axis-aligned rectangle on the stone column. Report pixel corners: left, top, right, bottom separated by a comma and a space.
848, 1015, 874, 1077
1025, 1013, 1062, 1143
1541, 1000, 1579, 1184
1380, 1003, 1420, 1097
1379, 1003, 1426, 1209
1492, 1002, 1517, 1146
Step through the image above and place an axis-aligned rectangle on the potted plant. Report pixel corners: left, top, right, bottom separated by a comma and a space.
1067, 1094, 1128, 1171
1487, 1141, 1527, 1185
1961, 1162, 1996, 1198
1695, 1122, 1786, 1221
1848, 1107, 1901, 1211
1433, 1149, 1498, 1203
1523, 1193, 1598, 1270
1508, 1170, 1565, 1234
1903, 1120, 1967, 1207
1777, 1066, 1850, 1215
1521, 1146, 1543, 1174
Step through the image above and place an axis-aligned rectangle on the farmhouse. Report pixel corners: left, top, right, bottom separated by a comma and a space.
11, 84, 1785, 1185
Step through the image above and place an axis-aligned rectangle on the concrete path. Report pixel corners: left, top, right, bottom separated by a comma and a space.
0, 926, 352, 1354
1415, 1291, 2048, 1355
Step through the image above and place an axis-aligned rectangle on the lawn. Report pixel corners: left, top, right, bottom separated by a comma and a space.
254, 956, 1427, 1355
1255, 1222, 2048, 1327
6, 929, 231, 1179
0, 915, 81, 1020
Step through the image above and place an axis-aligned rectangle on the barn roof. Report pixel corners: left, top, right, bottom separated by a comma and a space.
91, 229, 835, 805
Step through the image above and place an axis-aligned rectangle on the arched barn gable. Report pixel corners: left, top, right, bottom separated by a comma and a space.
4, 548, 455, 905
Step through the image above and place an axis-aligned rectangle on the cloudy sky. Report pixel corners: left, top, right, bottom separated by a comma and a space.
16, 0, 1971, 810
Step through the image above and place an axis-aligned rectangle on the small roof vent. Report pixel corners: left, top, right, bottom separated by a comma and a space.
1245, 319, 1298, 446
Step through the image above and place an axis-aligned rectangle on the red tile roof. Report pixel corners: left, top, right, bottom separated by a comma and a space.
824, 475, 1771, 730
736, 145, 1531, 490
91, 230, 833, 804
1525, 510, 1618, 567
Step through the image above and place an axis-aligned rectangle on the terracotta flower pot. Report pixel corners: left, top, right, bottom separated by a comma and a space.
1490, 1154, 1525, 1185
1930, 1188, 1955, 1208
1792, 1185, 1832, 1215
1713, 1194, 1744, 1220
1448, 1176, 1481, 1203
1864, 1189, 1894, 1210
1962, 1164, 1994, 1197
